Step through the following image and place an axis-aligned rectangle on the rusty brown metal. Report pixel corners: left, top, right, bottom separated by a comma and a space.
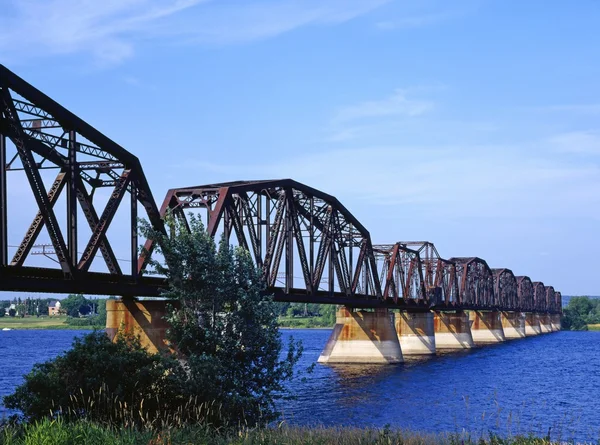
372, 243, 426, 305
515, 276, 534, 312
492, 268, 518, 310
449, 257, 494, 308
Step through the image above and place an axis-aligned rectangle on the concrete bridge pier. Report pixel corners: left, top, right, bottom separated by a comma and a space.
539, 314, 553, 333
524, 313, 542, 336
551, 314, 562, 331
433, 311, 475, 350
469, 311, 505, 344
395, 312, 436, 355
501, 312, 526, 339
106, 299, 172, 354
318, 307, 403, 364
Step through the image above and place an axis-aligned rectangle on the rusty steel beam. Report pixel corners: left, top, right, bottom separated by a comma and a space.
492, 268, 518, 311
450, 257, 495, 308
0, 64, 164, 294
532, 281, 546, 312
143, 179, 382, 302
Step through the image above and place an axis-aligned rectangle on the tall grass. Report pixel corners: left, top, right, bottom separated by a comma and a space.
0, 419, 558, 445
49, 383, 226, 431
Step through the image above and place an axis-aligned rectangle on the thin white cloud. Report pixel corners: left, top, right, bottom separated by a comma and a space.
0, 0, 389, 65
332, 89, 435, 125
548, 131, 600, 155
173, 142, 600, 220
537, 104, 600, 114
376, 12, 457, 30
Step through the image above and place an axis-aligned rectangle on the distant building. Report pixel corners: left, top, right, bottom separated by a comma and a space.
48, 300, 61, 316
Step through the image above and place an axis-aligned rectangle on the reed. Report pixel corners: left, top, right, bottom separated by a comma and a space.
0, 419, 561, 445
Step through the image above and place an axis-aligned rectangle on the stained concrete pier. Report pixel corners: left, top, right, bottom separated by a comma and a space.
433, 311, 475, 350
318, 307, 403, 364
539, 314, 553, 333
551, 314, 562, 331
501, 312, 526, 339
469, 311, 505, 344
525, 313, 542, 336
395, 312, 436, 355
106, 299, 172, 354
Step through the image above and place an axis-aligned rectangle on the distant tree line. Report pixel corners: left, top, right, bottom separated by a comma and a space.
0, 295, 107, 326
562, 296, 600, 330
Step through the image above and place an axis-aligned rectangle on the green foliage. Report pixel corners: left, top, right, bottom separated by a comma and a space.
0, 420, 558, 445
561, 296, 600, 330
0, 309, 4, 318
139, 212, 302, 427
60, 294, 89, 318
3, 331, 188, 427
8, 308, 15, 317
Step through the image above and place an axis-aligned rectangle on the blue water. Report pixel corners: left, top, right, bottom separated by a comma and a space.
1, 329, 599, 442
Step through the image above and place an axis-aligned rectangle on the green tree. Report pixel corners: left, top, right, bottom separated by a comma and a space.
3, 331, 186, 424
8, 308, 16, 317
140, 213, 302, 426
37, 299, 49, 316
561, 296, 600, 330
61, 294, 89, 317
0, 308, 4, 318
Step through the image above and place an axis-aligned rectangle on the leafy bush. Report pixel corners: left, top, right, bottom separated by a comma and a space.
3, 331, 192, 428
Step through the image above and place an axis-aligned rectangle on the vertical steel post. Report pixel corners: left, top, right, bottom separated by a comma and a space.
285, 191, 293, 293
67, 130, 77, 268
130, 181, 138, 278
328, 215, 334, 295
309, 196, 314, 289
256, 193, 262, 267
0, 132, 7, 266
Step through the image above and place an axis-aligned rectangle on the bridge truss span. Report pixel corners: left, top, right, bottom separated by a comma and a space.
450, 257, 495, 309
142, 180, 385, 305
0, 64, 165, 295
0, 65, 564, 315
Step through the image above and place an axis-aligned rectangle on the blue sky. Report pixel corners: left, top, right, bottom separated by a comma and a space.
1, 0, 599, 295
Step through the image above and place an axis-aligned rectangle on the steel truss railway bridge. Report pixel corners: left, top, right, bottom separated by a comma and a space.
0, 65, 562, 362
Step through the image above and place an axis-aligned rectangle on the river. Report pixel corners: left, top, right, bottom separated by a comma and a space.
0, 329, 598, 442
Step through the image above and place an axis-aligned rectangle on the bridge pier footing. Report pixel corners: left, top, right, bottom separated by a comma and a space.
539, 314, 553, 333
318, 307, 403, 364
433, 311, 475, 350
525, 313, 542, 336
106, 299, 171, 354
395, 312, 436, 355
501, 312, 526, 339
469, 311, 505, 344
551, 314, 562, 331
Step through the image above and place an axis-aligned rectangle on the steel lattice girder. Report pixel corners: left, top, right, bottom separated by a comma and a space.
0, 64, 165, 295
492, 268, 518, 311
399, 241, 459, 307
532, 281, 547, 312
516, 276, 534, 312
554, 291, 562, 314
372, 243, 427, 306
142, 179, 384, 303
545, 285, 556, 313
450, 257, 495, 308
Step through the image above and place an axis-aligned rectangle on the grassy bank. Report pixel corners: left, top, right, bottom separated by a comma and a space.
0, 316, 96, 330
277, 316, 333, 329
0, 419, 554, 445
587, 324, 600, 331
